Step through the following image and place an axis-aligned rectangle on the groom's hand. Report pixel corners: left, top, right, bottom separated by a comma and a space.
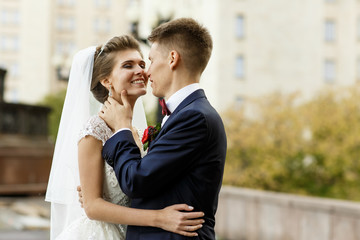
99, 90, 132, 132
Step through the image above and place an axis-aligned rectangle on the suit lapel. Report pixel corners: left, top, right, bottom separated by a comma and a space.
152, 89, 206, 143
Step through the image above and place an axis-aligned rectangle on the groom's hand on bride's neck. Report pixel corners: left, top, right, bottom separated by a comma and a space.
118, 90, 133, 129
99, 91, 132, 132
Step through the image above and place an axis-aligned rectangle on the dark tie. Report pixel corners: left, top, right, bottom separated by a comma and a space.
159, 98, 171, 116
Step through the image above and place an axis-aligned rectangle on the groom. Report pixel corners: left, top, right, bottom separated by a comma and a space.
101, 18, 227, 240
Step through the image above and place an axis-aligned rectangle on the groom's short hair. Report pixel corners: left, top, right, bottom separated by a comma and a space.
148, 18, 213, 74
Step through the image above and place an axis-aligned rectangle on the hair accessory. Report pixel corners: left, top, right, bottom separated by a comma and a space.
96, 45, 106, 59
96, 38, 112, 59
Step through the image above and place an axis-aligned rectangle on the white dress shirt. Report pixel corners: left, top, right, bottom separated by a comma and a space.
161, 83, 201, 127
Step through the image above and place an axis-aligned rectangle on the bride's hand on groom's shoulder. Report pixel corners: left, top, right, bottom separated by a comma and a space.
99, 90, 132, 132
156, 204, 205, 237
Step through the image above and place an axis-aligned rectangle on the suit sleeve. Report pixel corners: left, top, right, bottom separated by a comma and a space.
102, 110, 208, 198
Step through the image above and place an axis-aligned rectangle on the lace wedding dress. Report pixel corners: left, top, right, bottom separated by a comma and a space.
56, 115, 144, 240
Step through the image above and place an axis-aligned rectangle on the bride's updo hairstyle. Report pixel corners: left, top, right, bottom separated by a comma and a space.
91, 35, 143, 103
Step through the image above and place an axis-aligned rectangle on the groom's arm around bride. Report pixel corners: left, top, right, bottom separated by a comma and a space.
101, 18, 227, 240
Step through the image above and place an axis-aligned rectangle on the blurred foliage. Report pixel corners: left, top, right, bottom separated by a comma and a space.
223, 85, 360, 201
39, 89, 66, 141
145, 106, 158, 127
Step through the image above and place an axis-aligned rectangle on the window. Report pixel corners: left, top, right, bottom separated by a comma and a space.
236, 15, 245, 39
93, 18, 111, 33
55, 41, 64, 54
57, 0, 65, 5
56, 17, 63, 30
56, 16, 76, 31
1, 10, 7, 24
93, 18, 100, 32
10, 89, 18, 103
69, 42, 76, 55
12, 36, 19, 51
358, 17, 360, 40
68, 17, 75, 31
235, 96, 245, 109
94, 0, 111, 8
55, 41, 75, 55
325, 20, 336, 42
236, 56, 245, 78
10, 63, 19, 78
105, 19, 111, 32
0, 36, 19, 51
13, 11, 19, 24
104, 0, 111, 8
0, 36, 7, 50
0, 10, 20, 25
1, 62, 20, 78
324, 60, 336, 83
57, 0, 75, 6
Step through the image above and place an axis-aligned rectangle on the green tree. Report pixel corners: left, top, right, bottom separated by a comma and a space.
223, 85, 360, 201
39, 89, 66, 141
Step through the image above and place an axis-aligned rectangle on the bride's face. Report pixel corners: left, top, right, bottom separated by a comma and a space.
108, 49, 148, 102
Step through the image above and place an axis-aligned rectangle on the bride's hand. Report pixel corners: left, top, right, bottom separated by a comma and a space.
156, 204, 205, 237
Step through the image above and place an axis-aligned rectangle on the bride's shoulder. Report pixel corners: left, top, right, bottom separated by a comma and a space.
78, 115, 112, 144
86, 115, 106, 126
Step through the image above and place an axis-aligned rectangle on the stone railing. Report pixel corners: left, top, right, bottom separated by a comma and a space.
0, 102, 53, 194
215, 186, 360, 240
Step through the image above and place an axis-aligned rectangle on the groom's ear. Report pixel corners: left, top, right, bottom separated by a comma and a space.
169, 50, 180, 70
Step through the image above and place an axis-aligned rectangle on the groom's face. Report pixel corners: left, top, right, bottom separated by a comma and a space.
147, 42, 172, 98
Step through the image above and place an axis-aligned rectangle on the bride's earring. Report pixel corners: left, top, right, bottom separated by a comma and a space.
108, 85, 112, 97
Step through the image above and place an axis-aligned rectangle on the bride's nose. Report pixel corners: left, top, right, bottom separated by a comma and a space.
135, 65, 145, 75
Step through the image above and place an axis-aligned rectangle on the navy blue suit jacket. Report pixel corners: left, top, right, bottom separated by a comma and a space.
103, 89, 227, 240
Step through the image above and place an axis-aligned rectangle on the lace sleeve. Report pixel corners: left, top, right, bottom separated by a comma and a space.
78, 115, 113, 145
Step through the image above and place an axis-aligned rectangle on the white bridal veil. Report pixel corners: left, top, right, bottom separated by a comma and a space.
45, 46, 147, 239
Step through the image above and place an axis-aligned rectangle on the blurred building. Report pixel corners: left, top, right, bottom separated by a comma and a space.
0, 0, 127, 104
1, 0, 360, 112
212, 0, 360, 110
131, 0, 360, 111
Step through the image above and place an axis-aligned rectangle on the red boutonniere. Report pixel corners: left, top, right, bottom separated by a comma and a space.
142, 122, 161, 151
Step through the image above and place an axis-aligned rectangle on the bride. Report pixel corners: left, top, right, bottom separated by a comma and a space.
45, 35, 204, 239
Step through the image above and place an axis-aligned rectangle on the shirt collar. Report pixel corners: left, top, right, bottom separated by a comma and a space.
165, 83, 201, 113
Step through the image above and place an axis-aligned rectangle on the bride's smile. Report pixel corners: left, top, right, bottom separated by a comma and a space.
104, 49, 148, 103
